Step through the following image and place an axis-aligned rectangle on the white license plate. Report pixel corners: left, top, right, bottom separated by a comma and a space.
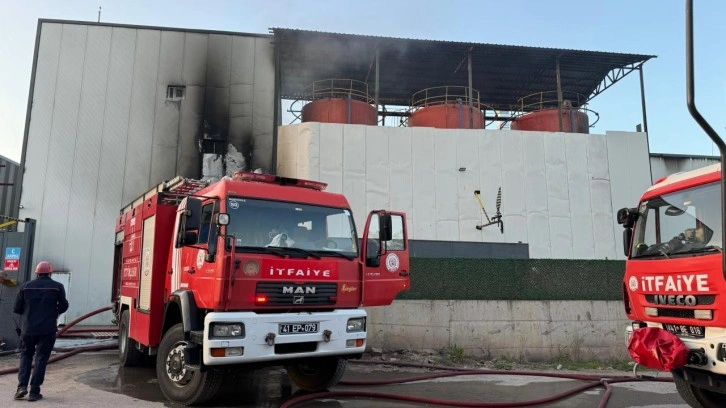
279, 323, 319, 335
663, 323, 705, 338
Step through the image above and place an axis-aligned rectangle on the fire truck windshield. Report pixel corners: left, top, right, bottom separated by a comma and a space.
224, 197, 358, 257
631, 181, 722, 258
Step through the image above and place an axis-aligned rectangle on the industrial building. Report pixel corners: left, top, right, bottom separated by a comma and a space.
5, 19, 692, 323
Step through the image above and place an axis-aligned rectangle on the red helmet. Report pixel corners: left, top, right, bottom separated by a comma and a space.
35, 261, 53, 275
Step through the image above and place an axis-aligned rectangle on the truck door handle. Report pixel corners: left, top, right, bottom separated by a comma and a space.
399, 271, 409, 277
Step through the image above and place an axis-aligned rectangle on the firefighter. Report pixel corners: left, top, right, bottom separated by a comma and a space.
13, 261, 69, 402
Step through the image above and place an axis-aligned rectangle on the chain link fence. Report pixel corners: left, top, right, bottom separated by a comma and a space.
400, 258, 625, 301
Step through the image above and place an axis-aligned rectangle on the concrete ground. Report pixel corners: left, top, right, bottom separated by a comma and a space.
0, 350, 691, 408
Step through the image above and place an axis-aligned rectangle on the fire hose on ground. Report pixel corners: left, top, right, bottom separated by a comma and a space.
0, 305, 117, 375
281, 360, 673, 408
0, 306, 675, 407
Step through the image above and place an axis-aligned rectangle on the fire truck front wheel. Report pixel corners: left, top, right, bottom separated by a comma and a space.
285, 356, 347, 391
673, 371, 725, 408
156, 324, 222, 405
119, 310, 144, 367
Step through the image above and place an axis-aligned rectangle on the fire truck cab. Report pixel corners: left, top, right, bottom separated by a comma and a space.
619, 164, 726, 408
113, 172, 410, 405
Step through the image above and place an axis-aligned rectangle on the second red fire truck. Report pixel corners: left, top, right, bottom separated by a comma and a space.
113, 171, 410, 405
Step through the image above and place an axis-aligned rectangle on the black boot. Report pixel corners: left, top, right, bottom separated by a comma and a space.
28, 392, 43, 402
14, 387, 28, 400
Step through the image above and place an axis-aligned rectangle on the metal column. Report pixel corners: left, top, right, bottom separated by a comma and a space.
639, 66, 649, 133
556, 56, 563, 132
375, 48, 380, 125
468, 47, 474, 129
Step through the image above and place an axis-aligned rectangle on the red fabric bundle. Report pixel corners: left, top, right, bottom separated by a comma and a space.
627, 327, 689, 371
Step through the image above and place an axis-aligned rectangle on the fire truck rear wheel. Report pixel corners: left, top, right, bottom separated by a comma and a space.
286, 356, 347, 391
119, 310, 144, 367
156, 323, 222, 405
673, 371, 725, 408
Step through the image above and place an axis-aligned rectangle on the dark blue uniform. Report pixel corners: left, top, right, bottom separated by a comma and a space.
13, 275, 69, 396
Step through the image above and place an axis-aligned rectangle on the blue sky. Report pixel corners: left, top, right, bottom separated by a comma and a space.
1, 0, 724, 163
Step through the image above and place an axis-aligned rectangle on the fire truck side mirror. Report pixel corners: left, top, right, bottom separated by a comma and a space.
379, 214, 393, 241
617, 207, 638, 229
184, 198, 203, 231
366, 239, 381, 267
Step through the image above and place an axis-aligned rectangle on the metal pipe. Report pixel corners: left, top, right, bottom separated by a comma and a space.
375, 48, 380, 124
639, 67, 649, 133
556, 57, 563, 132
686, 0, 726, 278
639, 66, 653, 182
468, 47, 474, 129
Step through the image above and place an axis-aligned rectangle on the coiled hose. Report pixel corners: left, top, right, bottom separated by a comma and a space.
281, 360, 674, 408
0, 305, 117, 376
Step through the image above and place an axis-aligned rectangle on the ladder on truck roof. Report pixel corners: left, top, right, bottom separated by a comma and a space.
120, 177, 211, 214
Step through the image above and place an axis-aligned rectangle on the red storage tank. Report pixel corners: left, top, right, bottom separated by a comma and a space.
302, 98, 377, 125
511, 108, 589, 134
511, 92, 592, 134
408, 86, 485, 129
301, 79, 377, 125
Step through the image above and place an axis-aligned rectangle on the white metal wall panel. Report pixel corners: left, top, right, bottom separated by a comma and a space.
604, 131, 652, 260
342, 125, 367, 233
122, 30, 160, 204
178, 33, 208, 178
63, 26, 111, 312
275, 125, 296, 177
182, 33, 208, 86
203, 34, 231, 159
478, 131, 504, 243
365, 126, 390, 219
297, 122, 320, 180
434, 130, 459, 241
587, 135, 617, 259
318, 124, 344, 194
251, 37, 275, 172
388, 128, 414, 237
456, 132, 481, 242
500, 131, 528, 245
544, 134, 574, 259
523, 133, 551, 258
410, 127, 436, 240
150, 31, 184, 183
19, 23, 62, 240
38, 24, 87, 266
206, 34, 232, 88
276, 124, 649, 259
85, 26, 136, 318
566, 134, 595, 258
229, 36, 255, 171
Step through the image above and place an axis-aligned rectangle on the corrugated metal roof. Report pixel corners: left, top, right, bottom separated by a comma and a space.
273, 28, 655, 110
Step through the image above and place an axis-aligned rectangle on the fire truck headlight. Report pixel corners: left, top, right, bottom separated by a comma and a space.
211, 323, 244, 338
346, 318, 366, 333
694, 310, 713, 320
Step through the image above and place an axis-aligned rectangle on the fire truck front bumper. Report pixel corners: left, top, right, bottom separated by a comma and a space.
201, 309, 367, 365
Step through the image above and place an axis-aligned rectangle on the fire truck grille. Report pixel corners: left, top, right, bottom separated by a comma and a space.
256, 282, 338, 306
656, 308, 697, 319
645, 295, 715, 305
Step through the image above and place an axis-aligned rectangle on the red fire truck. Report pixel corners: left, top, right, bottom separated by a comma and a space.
112, 172, 410, 405
618, 2, 726, 407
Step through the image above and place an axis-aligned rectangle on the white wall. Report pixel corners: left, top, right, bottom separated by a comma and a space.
366, 300, 629, 361
19, 22, 274, 322
277, 124, 653, 260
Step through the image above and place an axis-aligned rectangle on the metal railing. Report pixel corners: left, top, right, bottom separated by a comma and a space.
410, 86, 481, 109
303, 79, 374, 104
500, 90, 600, 129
